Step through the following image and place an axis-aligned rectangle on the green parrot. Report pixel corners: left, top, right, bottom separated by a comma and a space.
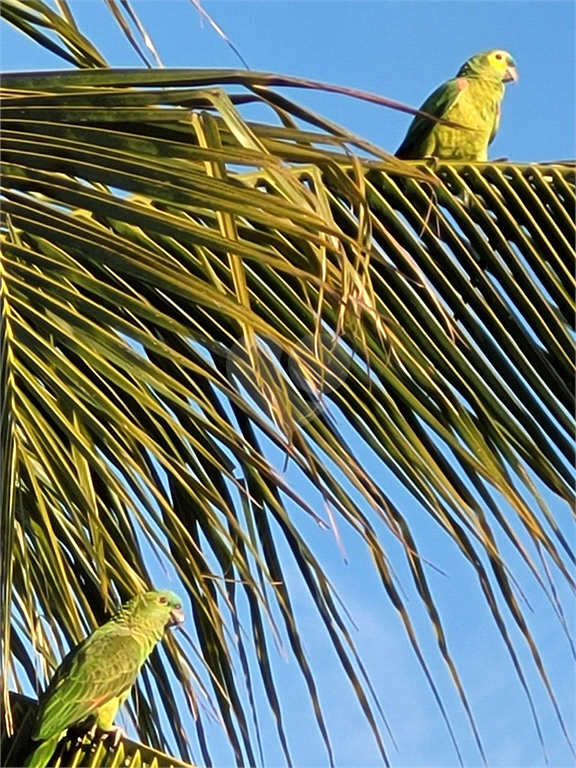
395, 49, 518, 161
25, 590, 184, 768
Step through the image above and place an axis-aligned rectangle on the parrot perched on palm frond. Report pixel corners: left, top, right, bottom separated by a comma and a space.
25, 590, 184, 768
395, 49, 518, 161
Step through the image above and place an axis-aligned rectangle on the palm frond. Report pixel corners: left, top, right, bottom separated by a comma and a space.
0, 0, 107, 68
1, 692, 197, 768
1, 68, 574, 767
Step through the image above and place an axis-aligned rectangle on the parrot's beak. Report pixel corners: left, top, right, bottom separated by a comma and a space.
504, 65, 518, 83
168, 606, 185, 627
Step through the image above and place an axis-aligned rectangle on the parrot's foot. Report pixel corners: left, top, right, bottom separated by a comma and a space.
80, 723, 125, 751
423, 155, 440, 171
103, 725, 127, 749
81, 723, 99, 752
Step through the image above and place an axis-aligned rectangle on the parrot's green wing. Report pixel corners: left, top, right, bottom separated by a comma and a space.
395, 77, 466, 159
33, 630, 143, 740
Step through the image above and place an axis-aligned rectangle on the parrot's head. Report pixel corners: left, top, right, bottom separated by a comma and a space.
459, 50, 518, 84
127, 590, 185, 629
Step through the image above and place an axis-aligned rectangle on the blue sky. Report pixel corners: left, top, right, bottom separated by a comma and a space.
2, 2, 575, 767
3, 1, 575, 161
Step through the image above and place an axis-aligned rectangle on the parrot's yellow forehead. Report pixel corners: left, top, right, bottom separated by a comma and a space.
461, 50, 518, 83
486, 50, 513, 71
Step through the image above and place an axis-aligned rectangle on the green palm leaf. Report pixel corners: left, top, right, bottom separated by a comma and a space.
1, 13, 574, 766
2, 692, 197, 767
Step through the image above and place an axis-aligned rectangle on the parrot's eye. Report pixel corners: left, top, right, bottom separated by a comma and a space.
158, 596, 168, 604
495, 53, 503, 60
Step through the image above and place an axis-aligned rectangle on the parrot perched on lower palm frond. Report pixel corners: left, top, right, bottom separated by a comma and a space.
25, 590, 184, 768
395, 49, 518, 161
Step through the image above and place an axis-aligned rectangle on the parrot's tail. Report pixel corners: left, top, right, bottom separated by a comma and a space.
24, 732, 63, 768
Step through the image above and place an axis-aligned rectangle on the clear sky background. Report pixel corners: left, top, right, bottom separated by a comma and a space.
2, 3, 575, 768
